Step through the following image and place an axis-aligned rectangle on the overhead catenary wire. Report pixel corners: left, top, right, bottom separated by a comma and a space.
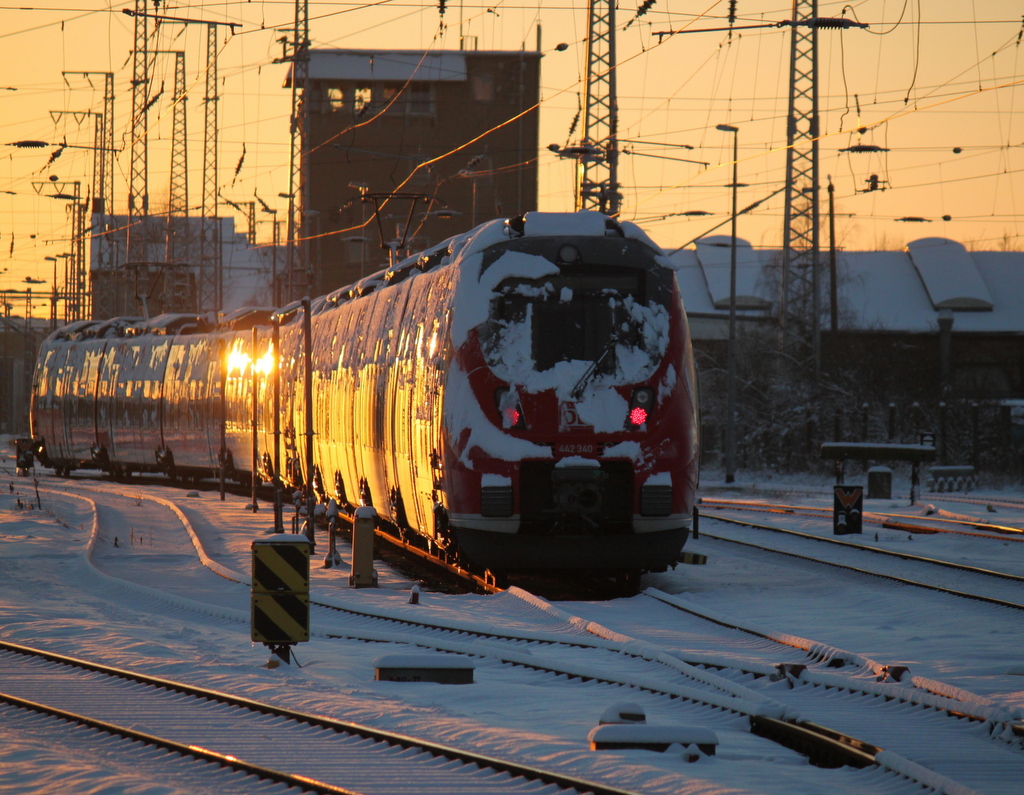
0, 1, 1021, 291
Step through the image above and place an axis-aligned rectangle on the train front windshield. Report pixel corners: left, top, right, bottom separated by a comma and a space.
478, 237, 674, 387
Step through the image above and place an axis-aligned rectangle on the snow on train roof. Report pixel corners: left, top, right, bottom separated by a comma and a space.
449, 211, 664, 349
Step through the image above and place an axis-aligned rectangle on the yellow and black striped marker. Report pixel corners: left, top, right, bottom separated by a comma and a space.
680, 552, 708, 565
251, 536, 310, 644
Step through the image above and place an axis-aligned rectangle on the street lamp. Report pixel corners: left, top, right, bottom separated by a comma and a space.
716, 123, 739, 485
44, 257, 58, 332
457, 155, 492, 229
251, 332, 275, 515
225, 344, 251, 502
348, 182, 369, 278
249, 326, 260, 513
271, 314, 284, 533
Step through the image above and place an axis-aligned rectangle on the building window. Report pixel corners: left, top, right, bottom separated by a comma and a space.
407, 84, 433, 116
353, 87, 373, 117
471, 74, 494, 103
327, 87, 345, 112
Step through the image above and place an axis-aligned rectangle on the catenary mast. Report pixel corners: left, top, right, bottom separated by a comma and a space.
578, 0, 620, 216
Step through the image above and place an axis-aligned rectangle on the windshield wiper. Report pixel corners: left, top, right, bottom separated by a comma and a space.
570, 339, 617, 400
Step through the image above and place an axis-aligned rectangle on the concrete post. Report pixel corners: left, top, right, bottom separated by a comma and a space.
350, 506, 378, 588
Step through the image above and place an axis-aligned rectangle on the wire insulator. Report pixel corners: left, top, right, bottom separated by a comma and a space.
810, 17, 867, 30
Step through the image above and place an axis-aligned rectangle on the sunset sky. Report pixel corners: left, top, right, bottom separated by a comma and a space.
1, 1, 1022, 312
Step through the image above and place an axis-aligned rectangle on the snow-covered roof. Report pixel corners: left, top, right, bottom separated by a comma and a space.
906, 238, 994, 311
667, 236, 1024, 336
303, 50, 469, 83
694, 236, 773, 310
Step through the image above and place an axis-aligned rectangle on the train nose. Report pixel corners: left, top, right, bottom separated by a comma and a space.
551, 467, 607, 515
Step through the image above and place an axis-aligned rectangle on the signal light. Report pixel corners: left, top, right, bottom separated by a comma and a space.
495, 387, 527, 430
629, 406, 648, 426
627, 387, 654, 428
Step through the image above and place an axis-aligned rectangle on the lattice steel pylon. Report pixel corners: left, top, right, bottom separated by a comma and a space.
780, 0, 823, 375
198, 23, 221, 314
62, 71, 114, 319
169, 52, 188, 219
127, 0, 151, 264
68, 200, 88, 320
577, 0, 620, 216
167, 51, 188, 263
282, 0, 310, 303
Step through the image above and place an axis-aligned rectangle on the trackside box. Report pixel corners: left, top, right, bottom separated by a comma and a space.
251, 535, 310, 644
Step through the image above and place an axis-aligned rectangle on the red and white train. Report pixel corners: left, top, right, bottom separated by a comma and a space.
31, 211, 700, 578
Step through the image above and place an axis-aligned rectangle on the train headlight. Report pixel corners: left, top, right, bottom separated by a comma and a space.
627, 387, 654, 428
557, 244, 581, 264
494, 387, 527, 430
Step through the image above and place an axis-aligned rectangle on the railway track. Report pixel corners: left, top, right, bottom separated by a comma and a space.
700, 497, 1024, 540
0, 640, 634, 795
571, 588, 1024, 794
921, 492, 1024, 513
697, 511, 1024, 610
18, 479, 1024, 793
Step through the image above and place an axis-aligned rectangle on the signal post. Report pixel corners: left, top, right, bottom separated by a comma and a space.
251, 535, 310, 666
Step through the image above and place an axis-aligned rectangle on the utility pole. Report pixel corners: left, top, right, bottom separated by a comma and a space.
63, 72, 114, 320
578, 0, 619, 215
168, 51, 188, 261
200, 23, 222, 314
68, 201, 87, 320
127, 0, 151, 266
780, 3, 866, 376
121, 7, 237, 316
278, 0, 310, 304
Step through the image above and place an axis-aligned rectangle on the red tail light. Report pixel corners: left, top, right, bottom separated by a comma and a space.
495, 387, 527, 430
629, 405, 648, 426
627, 387, 654, 428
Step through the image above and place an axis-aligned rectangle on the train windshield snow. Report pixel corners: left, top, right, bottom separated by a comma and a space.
478, 237, 673, 391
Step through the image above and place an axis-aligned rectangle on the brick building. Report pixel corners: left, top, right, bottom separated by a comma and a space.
294, 48, 541, 293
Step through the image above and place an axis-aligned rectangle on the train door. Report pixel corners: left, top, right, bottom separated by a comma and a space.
30, 345, 61, 461
195, 337, 222, 473
279, 322, 302, 488
335, 306, 360, 507
410, 271, 452, 539
396, 278, 429, 533
95, 343, 119, 465
382, 286, 414, 531
123, 340, 151, 466
143, 339, 170, 469
52, 344, 75, 464
50, 344, 77, 464
362, 292, 390, 513
311, 313, 337, 498
72, 345, 104, 466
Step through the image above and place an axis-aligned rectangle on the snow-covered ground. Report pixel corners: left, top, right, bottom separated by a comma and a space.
1, 449, 1022, 794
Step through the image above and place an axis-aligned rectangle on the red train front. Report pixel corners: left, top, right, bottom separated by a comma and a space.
438, 211, 700, 576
